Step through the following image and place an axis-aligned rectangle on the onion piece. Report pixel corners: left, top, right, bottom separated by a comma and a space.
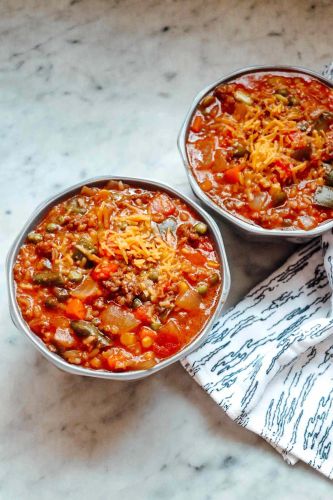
298, 215, 316, 230
175, 288, 201, 311
248, 192, 269, 211
100, 304, 140, 333
314, 186, 333, 208
71, 276, 101, 302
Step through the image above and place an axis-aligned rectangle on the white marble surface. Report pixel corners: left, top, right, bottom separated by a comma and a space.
1, 0, 333, 498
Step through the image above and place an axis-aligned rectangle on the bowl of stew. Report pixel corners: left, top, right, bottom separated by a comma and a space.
7, 177, 230, 380
178, 66, 333, 242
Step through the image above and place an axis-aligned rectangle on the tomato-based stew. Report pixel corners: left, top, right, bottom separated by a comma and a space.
14, 181, 222, 371
186, 72, 333, 230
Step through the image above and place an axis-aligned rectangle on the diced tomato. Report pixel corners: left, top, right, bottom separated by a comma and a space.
224, 166, 241, 184
153, 332, 181, 358
71, 276, 101, 302
138, 326, 157, 341
182, 246, 207, 266
273, 160, 292, 182
199, 238, 214, 252
91, 262, 118, 280
212, 149, 228, 173
159, 318, 180, 337
151, 194, 176, 217
134, 305, 153, 323
191, 115, 204, 133
65, 298, 86, 320
106, 348, 132, 371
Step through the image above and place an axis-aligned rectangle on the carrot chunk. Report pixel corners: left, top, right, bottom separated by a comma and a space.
224, 166, 241, 184
91, 262, 118, 280
65, 298, 86, 320
191, 115, 204, 133
200, 179, 213, 192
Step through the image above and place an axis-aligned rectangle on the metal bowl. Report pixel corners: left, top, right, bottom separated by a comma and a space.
6, 176, 230, 381
178, 65, 333, 243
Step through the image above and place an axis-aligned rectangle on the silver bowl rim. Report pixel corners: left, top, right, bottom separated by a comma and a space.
6, 176, 231, 381
178, 64, 333, 239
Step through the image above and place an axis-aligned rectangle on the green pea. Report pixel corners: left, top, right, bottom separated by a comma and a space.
150, 320, 161, 331
46, 223, 59, 233
148, 270, 159, 282
57, 215, 66, 225
193, 222, 208, 235
209, 273, 220, 286
196, 283, 208, 295
27, 232, 43, 244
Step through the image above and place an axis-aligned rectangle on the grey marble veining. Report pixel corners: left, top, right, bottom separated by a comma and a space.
0, 0, 333, 498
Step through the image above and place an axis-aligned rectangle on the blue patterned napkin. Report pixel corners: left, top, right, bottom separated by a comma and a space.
183, 63, 333, 478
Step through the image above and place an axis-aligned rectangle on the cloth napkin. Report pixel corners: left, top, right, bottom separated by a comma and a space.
182, 62, 333, 479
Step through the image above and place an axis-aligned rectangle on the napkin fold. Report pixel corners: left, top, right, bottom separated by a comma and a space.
183, 62, 333, 479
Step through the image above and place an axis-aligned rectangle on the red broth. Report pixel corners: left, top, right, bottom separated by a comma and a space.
14, 182, 222, 371
186, 72, 333, 230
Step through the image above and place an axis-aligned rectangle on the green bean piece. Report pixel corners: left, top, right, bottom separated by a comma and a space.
45, 296, 58, 309
324, 163, 333, 187
193, 222, 208, 235
70, 320, 111, 347
70, 320, 97, 337
73, 237, 97, 261
68, 270, 83, 283
233, 143, 249, 158
196, 283, 209, 295
27, 232, 43, 244
33, 271, 64, 286
53, 287, 69, 301
46, 223, 59, 233
314, 186, 333, 208
133, 297, 142, 309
